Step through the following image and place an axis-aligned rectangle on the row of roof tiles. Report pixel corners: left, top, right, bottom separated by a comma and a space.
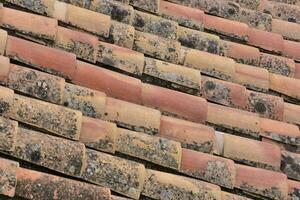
0, 115, 299, 200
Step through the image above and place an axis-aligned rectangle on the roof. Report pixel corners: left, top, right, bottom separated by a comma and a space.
0, 0, 300, 199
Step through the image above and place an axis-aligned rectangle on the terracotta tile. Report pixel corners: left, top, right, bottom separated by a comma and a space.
260, 118, 300, 146
102, 97, 161, 135
238, 8, 272, 31
129, 0, 160, 14
229, 0, 260, 9
245, 90, 284, 120
204, 0, 240, 20
5, 36, 77, 80
52, 0, 67, 21
269, 73, 300, 100
4, 0, 55, 16
81, 149, 146, 199
80, 116, 116, 154
0, 158, 18, 197
133, 30, 181, 64
288, 180, 300, 200
281, 151, 300, 181
0, 86, 14, 117
234, 63, 269, 92
60, 0, 84, 6
107, 20, 135, 49
87, 0, 134, 24
141, 83, 207, 123
64, 3, 111, 37
261, 137, 285, 150
73, 61, 142, 104
204, 14, 249, 41
143, 57, 201, 95
184, 48, 236, 81
63, 83, 106, 118
98, 41, 144, 75
248, 28, 284, 54
272, 19, 300, 42
178, 26, 220, 54
0, 29, 7, 55
220, 41, 260, 66
116, 128, 182, 170
295, 63, 300, 79
7, 64, 65, 104
167, 0, 207, 9
159, 116, 215, 154
283, 102, 300, 125
10, 94, 82, 140
223, 134, 281, 170
235, 164, 288, 199
207, 103, 261, 138
55, 26, 99, 63
16, 167, 111, 200
142, 169, 221, 200
159, 0, 204, 30
0, 117, 17, 152
10, 127, 86, 177
1, 7, 58, 42
221, 191, 252, 200
180, 148, 236, 188
132, 10, 178, 40
283, 39, 300, 61
263, 137, 300, 154
259, 53, 296, 77
0, 56, 10, 83
111, 195, 132, 200
201, 76, 247, 109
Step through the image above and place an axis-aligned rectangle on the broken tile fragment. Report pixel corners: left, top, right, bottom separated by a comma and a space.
0, 117, 18, 152
180, 148, 236, 189
7, 64, 65, 104
116, 128, 181, 170
81, 149, 146, 199
9, 127, 86, 177
0, 158, 18, 197
16, 167, 111, 200
142, 169, 221, 200
102, 97, 161, 135
80, 117, 116, 154
281, 151, 300, 181
97, 41, 144, 75
0, 86, 14, 117
143, 57, 200, 95
10, 94, 82, 140
63, 83, 106, 119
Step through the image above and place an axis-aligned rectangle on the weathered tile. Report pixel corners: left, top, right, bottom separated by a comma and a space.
272, 19, 300, 42
288, 180, 300, 200
141, 83, 208, 123
10, 127, 86, 177
97, 41, 144, 75
259, 53, 295, 77
116, 128, 181, 170
221, 191, 252, 200
235, 164, 288, 199
159, 116, 216, 153
159, 0, 204, 30
0, 117, 17, 152
178, 26, 220, 54
16, 167, 111, 200
143, 57, 200, 95
283, 39, 300, 62
132, 10, 178, 40
229, 0, 260, 9
63, 83, 106, 119
204, 0, 240, 20
60, 0, 84, 7
10, 94, 82, 140
0, 30, 8, 56
80, 117, 116, 154
0, 56, 10, 83
7, 64, 65, 104
129, 0, 160, 14
81, 149, 145, 199
142, 169, 221, 200
201, 76, 247, 109
4, 0, 55, 16
184, 48, 236, 81
0, 86, 14, 117
245, 90, 284, 120
0, 158, 18, 197
181, 148, 236, 189
283, 102, 300, 126
133, 30, 181, 64
102, 97, 161, 135
238, 8, 272, 31
55, 26, 99, 63
281, 151, 300, 181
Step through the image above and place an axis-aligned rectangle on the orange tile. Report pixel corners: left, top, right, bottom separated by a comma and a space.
141, 83, 208, 123
272, 19, 300, 42
73, 61, 142, 104
0, 158, 18, 197
295, 63, 300, 79
287, 180, 300, 199
0, 117, 18, 152
283, 39, 300, 61
284, 102, 300, 125
0, 56, 10, 83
